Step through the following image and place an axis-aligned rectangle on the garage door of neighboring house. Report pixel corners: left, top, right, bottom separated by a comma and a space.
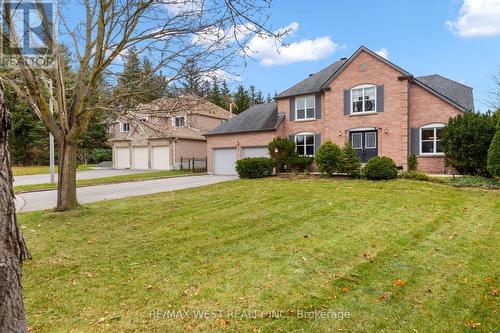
241, 146, 270, 159
115, 147, 130, 169
151, 146, 170, 170
132, 147, 149, 169
213, 148, 237, 175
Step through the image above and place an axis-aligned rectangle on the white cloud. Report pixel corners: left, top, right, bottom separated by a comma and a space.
446, 0, 500, 37
244, 22, 338, 66
164, 0, 202, 15
201, 69, 242, 83
375, 48, 389, 59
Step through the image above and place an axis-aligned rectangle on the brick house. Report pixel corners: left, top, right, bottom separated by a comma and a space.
110, 95, 231, 170
205, 46, 474, 175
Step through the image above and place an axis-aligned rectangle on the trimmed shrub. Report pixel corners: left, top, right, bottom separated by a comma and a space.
400, 171, 429, 181
287, 154, 314, 172
89, 148, 112, 164
487, 119, 500, 178
441, 111, 497, 176
339, 143, 361, 177
407, 154, 418, 172
236, 157, 275, 179
363, 156, 398, 180
315, 140, 342, 176
268, 137, 295, 173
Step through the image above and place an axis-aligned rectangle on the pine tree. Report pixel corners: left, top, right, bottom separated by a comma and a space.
233, 84, 251, 114
180, 59, 202, 96
339, 142, 362, 177
221, 80, 231, 110
210, 79, 225, 108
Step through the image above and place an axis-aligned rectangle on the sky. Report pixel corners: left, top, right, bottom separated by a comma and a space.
235, 0, 500, 111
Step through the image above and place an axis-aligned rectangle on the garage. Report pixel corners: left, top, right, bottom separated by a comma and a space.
241, 146, 270, 158
115, 147, 130, 168
151, 146, 170, 170
132, 147, 149, 169
213, 148, 237, 175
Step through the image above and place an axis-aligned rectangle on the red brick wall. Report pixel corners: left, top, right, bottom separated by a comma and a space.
279, 50, 410, 168
409, 83, 462, 173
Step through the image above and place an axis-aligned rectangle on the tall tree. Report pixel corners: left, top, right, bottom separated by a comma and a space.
0, 85, 31, 333
233, 84, 251, 114
249, 85, 264, 105
210, 79, 225, 108
1, 0, 278, 211
221, 80, 231, 110
180, 59, 203, 96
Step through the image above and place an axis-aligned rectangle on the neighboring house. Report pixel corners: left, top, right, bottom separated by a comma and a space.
205, 46, 474, 175
110, 95, 231, 170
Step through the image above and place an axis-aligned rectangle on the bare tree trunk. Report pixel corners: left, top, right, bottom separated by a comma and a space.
55, 138, 78, 211
0, 86, 31, 332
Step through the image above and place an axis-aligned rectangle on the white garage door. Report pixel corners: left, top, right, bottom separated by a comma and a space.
241, 146, 269, 158
151, 146, 170, 170
213, 148, 237, 175
132, 147, 149, 169
115, 147, 130, 169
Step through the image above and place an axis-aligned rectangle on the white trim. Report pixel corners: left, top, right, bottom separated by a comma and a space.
295, 95, 316, 121
349, 127, 377, 132
419, 124, 445, 156
294, 132, 315, 156
350, 84, 376, 114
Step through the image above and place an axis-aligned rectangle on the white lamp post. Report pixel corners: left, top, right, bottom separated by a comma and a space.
47, 79, 55, 184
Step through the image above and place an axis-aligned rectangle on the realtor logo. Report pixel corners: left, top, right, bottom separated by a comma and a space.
0, 0, 56, 69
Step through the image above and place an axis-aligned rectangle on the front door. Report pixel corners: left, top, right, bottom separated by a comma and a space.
350, 130, 378, 163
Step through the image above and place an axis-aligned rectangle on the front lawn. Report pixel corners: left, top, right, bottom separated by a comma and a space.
12, 164, 95, 176
14, 169, 192, 193
19, 178, 499, 332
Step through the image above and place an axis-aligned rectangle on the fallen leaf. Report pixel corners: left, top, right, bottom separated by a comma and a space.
341, 287, 349, 293
393, 279, 406, 287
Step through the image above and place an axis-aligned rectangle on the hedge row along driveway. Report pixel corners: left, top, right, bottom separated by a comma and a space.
19, 178, 499, 332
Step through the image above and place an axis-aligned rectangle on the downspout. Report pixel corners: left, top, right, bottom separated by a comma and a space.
398, 75, 414, 167
172, 138, 176, 170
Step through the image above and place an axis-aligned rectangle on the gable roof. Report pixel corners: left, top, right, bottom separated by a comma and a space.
276, 60, 347, 98
414, 75, 474, 111
276, 46, 474, 112
205, 102, 284, 136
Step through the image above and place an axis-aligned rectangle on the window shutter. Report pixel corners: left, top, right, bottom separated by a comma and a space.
288, 134, 295, 142
315, 94, 321, 119
343, 89, 350, 115
289, 97, 295, 121
376, 85, 384, 112
411, 128, 420, 155
314, 133, 321, 154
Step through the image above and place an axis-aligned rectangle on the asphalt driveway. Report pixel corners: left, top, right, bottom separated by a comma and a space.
14, 168, 152, 186
15, 175, 237, 212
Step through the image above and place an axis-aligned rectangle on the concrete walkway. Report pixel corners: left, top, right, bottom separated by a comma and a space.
14, 168, 152, 186
15, 175, 237, 212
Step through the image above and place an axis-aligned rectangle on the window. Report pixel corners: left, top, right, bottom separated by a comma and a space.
351, 85, 376, 113
295, 133, 315, 156
295, 95, 315, 120
174, 116, 186, 127
351, 133, 362, 149
420, 124, 444, 155
121, 122, 130, 132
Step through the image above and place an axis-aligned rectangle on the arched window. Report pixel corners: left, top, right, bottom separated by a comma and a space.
420, 123, 445, 155
295, 132, 315, 156
351, 84, 376, 114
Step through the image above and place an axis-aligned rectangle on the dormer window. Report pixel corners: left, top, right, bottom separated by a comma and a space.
174, 116, 186, 127
121, 122, 130, 132
351, 84, 376, 113
295, 95, 315, 120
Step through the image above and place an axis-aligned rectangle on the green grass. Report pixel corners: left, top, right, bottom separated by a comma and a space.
12, 164, 95, 176
19, 178, 499, 332
14, 170, 192, 193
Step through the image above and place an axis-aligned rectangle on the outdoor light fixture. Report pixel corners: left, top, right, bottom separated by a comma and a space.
274, 148, 279, 153
338, 131, 342, 136
384, 127, 389, 134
